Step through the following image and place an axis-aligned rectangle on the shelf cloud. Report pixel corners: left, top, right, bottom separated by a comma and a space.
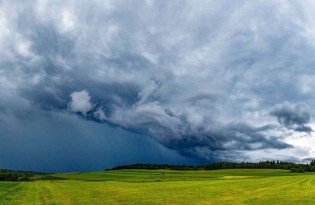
1, 0, 315, 171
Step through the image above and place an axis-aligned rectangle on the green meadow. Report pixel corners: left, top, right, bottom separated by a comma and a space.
1, 169, 315, 204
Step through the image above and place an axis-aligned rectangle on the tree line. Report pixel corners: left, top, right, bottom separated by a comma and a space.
109, 160, 315, 173
0, 169, 46, 181
203, 161, 314, 173
109, 163, 198, 171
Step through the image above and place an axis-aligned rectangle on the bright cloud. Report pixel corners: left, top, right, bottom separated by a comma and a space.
69, 90, 92, 116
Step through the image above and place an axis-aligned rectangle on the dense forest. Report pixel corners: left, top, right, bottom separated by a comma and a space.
109, 160, 315, 173
110, 163, 198, 171
0, 169, 45, 181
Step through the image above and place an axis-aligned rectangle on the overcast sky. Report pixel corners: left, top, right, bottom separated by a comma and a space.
1, 0, 315, 172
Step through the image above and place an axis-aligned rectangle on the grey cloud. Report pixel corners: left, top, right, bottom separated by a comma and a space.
271, 102, 313, 133
161, 123, 291, 161
0, 108, 191, 172
1, 0, 315, 167
84, 93, 291, 161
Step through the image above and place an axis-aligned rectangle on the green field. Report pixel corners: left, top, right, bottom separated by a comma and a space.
1, 169, 315, 204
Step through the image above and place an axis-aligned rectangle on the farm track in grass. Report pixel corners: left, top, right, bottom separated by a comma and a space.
2, 169, 315, 204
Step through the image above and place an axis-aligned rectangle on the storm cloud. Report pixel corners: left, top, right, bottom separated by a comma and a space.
271, 102, 313, 133
1, 0, 315, 171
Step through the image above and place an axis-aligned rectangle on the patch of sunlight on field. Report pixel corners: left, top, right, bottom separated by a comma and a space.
2, 169, 315, 204
221, 176, 254, 179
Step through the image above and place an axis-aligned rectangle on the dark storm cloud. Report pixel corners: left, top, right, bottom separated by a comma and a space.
1, 0, 315, 169
75, 95, 292, 161
0, 109, 192, 172
271, 102, 313, 133
159, 123, 291, 161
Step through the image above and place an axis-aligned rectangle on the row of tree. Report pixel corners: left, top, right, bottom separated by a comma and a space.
0, 169, 45, 181
109, 163, 198, 170
203, 161, 313, 173
109, 160, 315, 173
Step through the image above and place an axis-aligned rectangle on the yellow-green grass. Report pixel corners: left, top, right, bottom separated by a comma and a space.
49, 169, 305, 181
2, 169, 315, 204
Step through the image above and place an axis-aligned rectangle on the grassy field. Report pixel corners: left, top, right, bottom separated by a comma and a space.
1, 169, 315, 204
